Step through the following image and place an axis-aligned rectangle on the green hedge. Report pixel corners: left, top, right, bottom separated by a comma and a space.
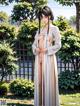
9, 79, 34, 98
59, 70, 80, 91
0, 82, 9, 96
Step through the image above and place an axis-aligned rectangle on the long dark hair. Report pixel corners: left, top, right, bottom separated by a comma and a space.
37, 6, 54, 34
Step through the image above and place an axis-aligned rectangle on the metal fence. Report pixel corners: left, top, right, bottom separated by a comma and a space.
5, 42, 80, 82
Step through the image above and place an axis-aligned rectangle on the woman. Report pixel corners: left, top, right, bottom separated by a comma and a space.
32, 6, 61, 106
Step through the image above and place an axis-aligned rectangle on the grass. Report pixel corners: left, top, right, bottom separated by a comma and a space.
60, 91, 80, 106
0, 92, 80, 106
0, 93, 34, 105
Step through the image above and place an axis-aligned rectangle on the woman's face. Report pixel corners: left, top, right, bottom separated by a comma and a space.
41, 14, 49, 25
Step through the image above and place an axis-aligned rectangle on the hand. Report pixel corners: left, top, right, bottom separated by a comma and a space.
36, 48, 41, 53
40, 48, 48, 53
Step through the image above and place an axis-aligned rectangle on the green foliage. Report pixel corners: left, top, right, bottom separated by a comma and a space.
59, 70, 80, 91
0, 22, 18, 82
58, 28, 80, 70
11, 2, 32, 22
0, 0, 47, 5
34, 0, 47, 8
0, 0, 8, 5
11, 0, 47, 22
0, 82, 9, 96
9, 78, 34, 98
17, 20, 38, 56
0, 11, 9, 22
0, 42, 18, 82
0, 23, 16, 43
54, 0, 74, 6
53, 16, 69, 31
54, 0, 80, 33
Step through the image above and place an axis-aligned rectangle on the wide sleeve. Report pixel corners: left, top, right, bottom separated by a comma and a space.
47, 26, 61, 56
32, 30, 38, 55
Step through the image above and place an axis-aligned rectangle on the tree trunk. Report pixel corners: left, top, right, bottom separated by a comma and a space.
75, 2, 80, 33
0, 66, 4, 82
1, 75, 4, 82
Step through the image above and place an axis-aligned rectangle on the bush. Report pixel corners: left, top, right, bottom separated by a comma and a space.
17, 20, 38, 56
0, 11, 9, 22
0, 23, 16, 43
53, 16, 69, 31
58, 28, 80, 70
0, 42, 18, 82
9, 79, 34, 98
0, 82, 9, 96
59, 70, 80, 91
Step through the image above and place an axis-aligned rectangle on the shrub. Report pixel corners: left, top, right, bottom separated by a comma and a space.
0, 11, 9, 22
58, 28, 80, 70
0, 82, 9, 96
53, 16, 69, 31
0, 23, 16, 43
59, 70, 80, 91
0, 42, 18, 82
9, 78, 34, 98
17, 20, 38, 56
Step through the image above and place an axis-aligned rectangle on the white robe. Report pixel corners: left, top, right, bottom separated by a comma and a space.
32, 23, 61, 106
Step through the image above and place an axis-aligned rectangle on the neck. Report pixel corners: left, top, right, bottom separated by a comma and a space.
41, 23, 49, 30
41, 20, 52, 28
